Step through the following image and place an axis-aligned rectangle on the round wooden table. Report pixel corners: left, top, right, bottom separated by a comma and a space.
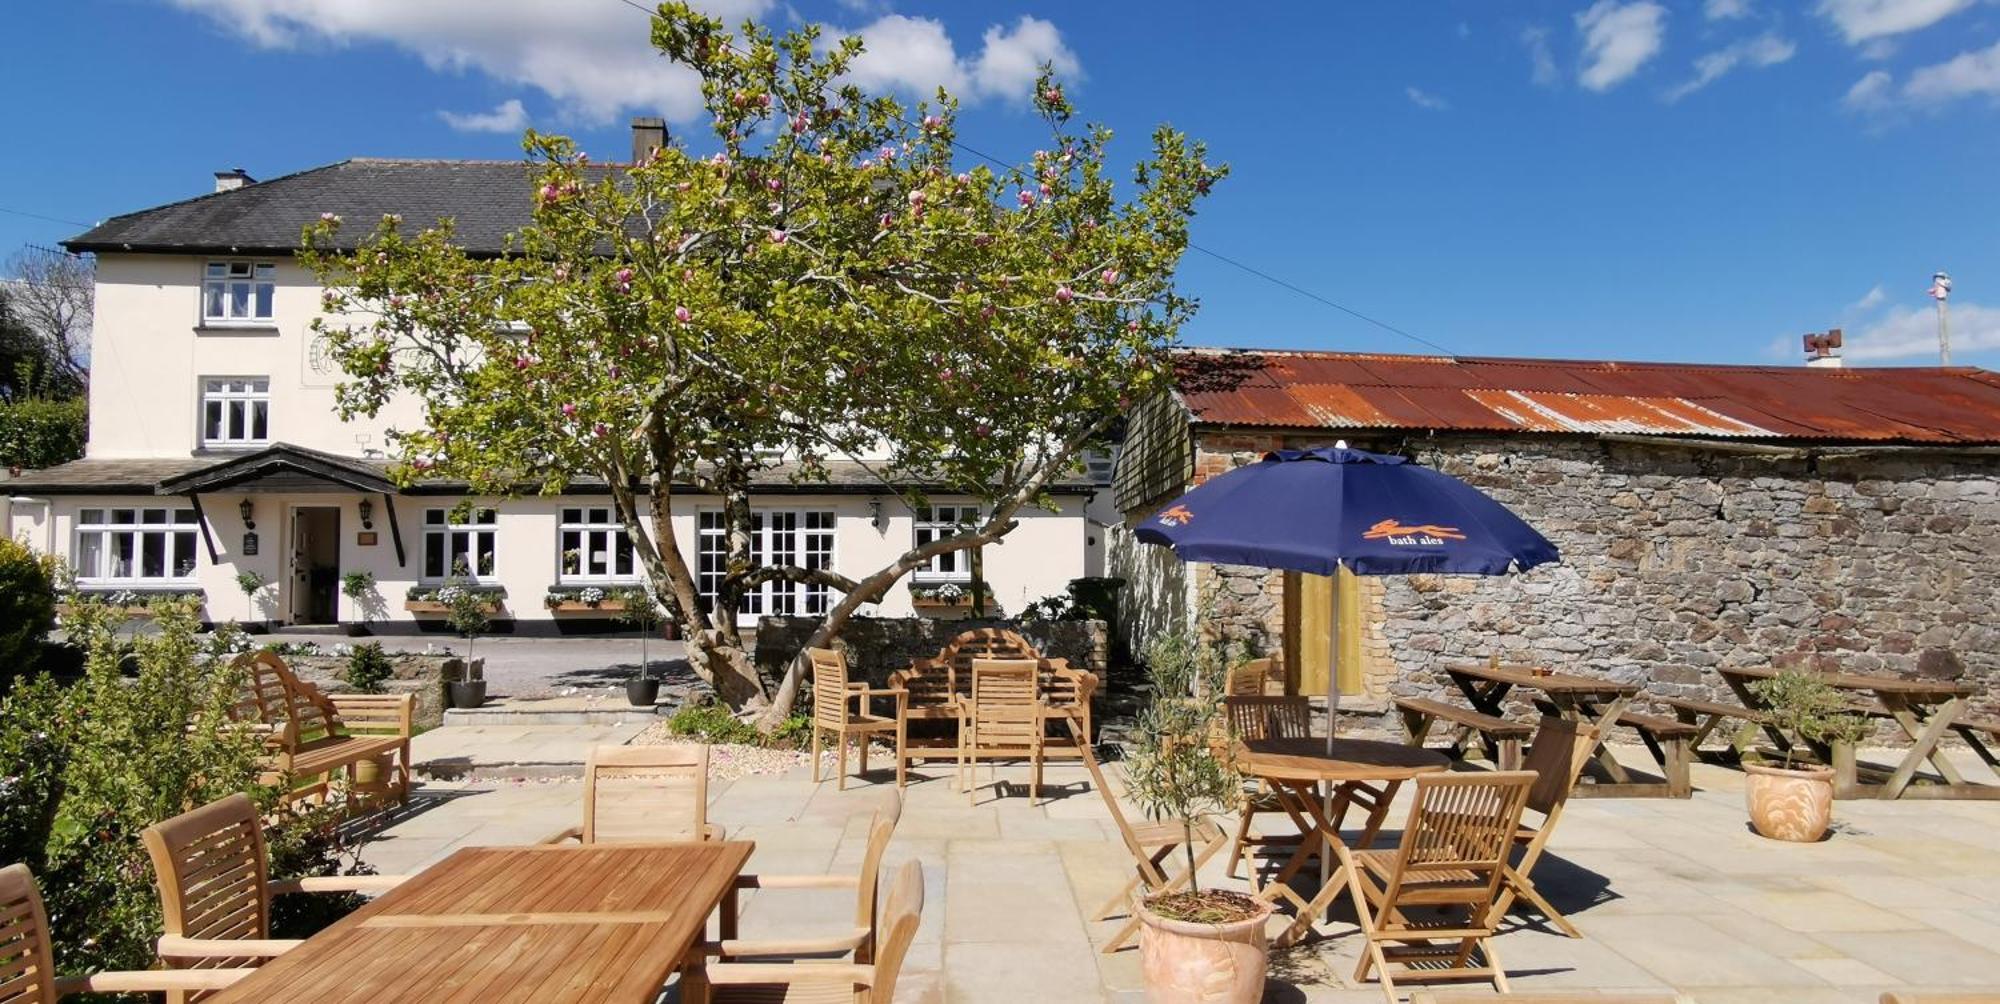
1236, 737, 1451, 946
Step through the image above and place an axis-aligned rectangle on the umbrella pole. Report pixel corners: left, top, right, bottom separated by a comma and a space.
1326, 567, 1340, 753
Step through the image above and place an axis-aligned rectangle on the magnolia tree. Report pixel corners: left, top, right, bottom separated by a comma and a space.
302, 2, 1223, 726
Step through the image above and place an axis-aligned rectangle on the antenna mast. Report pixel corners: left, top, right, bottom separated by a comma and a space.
1930, 270, 1953, 365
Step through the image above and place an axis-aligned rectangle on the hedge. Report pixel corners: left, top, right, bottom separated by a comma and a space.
0, 397, 86, 470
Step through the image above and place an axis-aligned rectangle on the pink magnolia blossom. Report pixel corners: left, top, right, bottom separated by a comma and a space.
319, 212, 340, 224
769, 229, 788, 245
956, 172, 971, 185
515, 356, 533, 370
1054, 286, 1075, 304
791, 113, 809, 134
1100, 269, 1119, 285
1017, 190, 1036, 208
674, 306, 693, 324
923, 115, 942, 130
878, 213, 895, 229
908, 189, 926, 206
1039, 182, 1052, 197
561, 403, 578, 417
767, 178, 782, 192
592, 423, 610, 438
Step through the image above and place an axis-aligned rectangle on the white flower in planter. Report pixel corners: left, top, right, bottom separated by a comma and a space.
580, 586, 607, 605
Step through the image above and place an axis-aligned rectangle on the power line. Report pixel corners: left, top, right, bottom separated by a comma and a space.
0, 207, 91, 228
605, 0, 1454, 356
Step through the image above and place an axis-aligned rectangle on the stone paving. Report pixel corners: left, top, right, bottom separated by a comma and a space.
356, 745, 2000, 1003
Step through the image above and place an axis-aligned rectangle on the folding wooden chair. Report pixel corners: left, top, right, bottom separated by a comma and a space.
1225, 657, 1278, 696
1222, 695, 1315, 881
0, 864, 254, 1002
714, 791, 903, 964
1336, 771, 1535, 1002
1078, 740, 1230, 953
957, 659, 1045, 804
705, 859, 927, 1004
807, 647, 907, 790
544, 743, 725, 844
1495, 715, 1604, 938
142, 793, 406, 1003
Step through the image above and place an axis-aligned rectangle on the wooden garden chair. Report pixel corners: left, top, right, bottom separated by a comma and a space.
1222, 695, 1316, 881
1078, 739, 1229, 954
714, 791, 903, 964
957, 659, 1046, 804
1494, 715, 1605, 938
227, 650, 414, 811
0, 864, 255, 1002
1225, 657, 1279, 696
704, 859, 926, 1004
1410, 994, 1693, 1003
545, 743, 724, 844
807, 647, 906, 790
1334, 770, 1536, 1002
141, 793, 406, 1002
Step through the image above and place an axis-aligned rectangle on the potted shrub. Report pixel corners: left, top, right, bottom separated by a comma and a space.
342, 641, 397, 786
1123, 629, 1272, 1004
340, 571, 378, 636
1743, 670, 1869, 842
620, 585, 667, 708
235, 570, 269, 632
439, 579, 490, 709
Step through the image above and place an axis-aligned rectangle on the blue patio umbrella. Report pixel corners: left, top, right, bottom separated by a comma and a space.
1135, 445, 1558, 748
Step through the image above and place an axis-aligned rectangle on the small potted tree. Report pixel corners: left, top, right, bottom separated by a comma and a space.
619, 585, 666, 707
340, 571, 378, 636
1744, 669, 1869, 842
438, 577, 490, 709
234, 570, 268, 632
1123, 629, 1271, 1004
342, 641, 398, 792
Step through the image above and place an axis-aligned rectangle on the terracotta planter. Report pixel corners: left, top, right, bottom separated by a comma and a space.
547, 599, 629, 614
1745, 762, 1835, 842
1136, 895, 1274, 1004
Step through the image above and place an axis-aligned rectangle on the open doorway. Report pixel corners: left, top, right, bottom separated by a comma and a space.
289, 506, 341, 624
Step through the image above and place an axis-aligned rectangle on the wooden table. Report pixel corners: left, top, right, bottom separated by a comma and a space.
203, 842, 755, 1003
1719, 666, 1999, 800
1443, 663, 1664, 797
1237, 737, 1450, 946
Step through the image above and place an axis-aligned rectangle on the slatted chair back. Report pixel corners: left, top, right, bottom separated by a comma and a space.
0, 864, 58, 1004
229, 651, 347, 748
867, 860, 926, 1004
1225, 658, 1277, 696
942, 629, 1040, 692
1223, 695, 1313, 741
581, 744, 713, 844
1383, 772, 1534, 914
967, 659, 1042, 753
143, 793, 274, 950
852, 793, 905, 965
1521, 715, 1603, 819
809, 647, 854, 729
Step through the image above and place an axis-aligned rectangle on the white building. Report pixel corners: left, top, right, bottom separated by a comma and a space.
6, 142, 1109, 633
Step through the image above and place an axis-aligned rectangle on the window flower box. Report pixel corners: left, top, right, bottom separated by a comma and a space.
909, 581, 974, 609
57, 588, 207, 620
543, 584, 644, 614
404, 583, 508, 616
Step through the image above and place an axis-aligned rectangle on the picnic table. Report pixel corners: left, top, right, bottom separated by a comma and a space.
1411, 663, 1688, 798
201, 842, 754, 1003
1718, 666, 2000, 800
1238, 736, 1450, 947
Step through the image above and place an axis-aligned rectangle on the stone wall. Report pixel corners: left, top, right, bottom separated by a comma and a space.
286, 652, 453, 730
1139, 430, 2000, 728
754, 615, 1110, 687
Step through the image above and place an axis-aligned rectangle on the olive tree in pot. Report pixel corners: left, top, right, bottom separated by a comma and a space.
620, 585, 666, 708
439, 579, 490, 709
1123, 629, 1271, 1004
340, 571, 380, 636
1743, 670, 1869, 842
234, 570, 269, 632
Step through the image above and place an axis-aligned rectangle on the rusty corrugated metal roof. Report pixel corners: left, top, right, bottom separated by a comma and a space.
1173, 349, 2000, 444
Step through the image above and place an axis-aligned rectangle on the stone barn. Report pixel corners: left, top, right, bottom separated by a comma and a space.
1109, 348, 2000, 722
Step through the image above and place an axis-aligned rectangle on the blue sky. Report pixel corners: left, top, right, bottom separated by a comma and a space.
5, 0, 1998, 367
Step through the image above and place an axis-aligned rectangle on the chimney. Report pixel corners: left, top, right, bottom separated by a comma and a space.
630, 117, 666, 164
1804, 328, 1845, 369
213, 168, 254, 193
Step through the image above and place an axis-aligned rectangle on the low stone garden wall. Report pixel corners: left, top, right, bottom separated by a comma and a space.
754, 615, 1110, 687
284, 651, 453, 730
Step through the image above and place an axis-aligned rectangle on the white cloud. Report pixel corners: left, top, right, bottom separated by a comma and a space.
1664, 32, 1796, 101
1844, 300, 2000, 361
1457, 21, 1472, 39
838, 13, 1079, 104
438, 98, 529, 133
1405, 87, 1450, 110
1843, 41, 2000, 111
1576, 1, 1668, 92
1522, 26, 1560, 87
1705, 0, 1753, 19
1816, 0, 1972, 45
1849, 284, 1887, 312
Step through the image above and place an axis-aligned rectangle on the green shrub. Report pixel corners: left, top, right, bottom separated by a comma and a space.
0, 397, 86, 470
666, 701, 760, 745
768, 714, 813, 749
0, 536, 58, 692
343, 642, 395, 694
1, 596, 376, 974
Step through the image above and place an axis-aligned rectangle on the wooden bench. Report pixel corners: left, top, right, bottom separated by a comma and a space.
230, 651, 413, 811
887, 628, 1098, 769
1613, 709, 1697, 798
1656, 695, 1773, 764
1395, 696, 1531, 770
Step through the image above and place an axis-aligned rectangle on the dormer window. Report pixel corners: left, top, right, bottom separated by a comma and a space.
203, 261, 275, 323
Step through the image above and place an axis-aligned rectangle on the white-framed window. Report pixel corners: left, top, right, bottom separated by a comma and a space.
422, 507, 497, 581
199, 377, 270, 448
697, 509, 836, 622
74, 507, 200, 585
913, 504, 980, 581
202, 261, 276, 323
558, 506, 639, 584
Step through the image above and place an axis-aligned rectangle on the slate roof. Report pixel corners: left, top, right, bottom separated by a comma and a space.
1173, 349, 2000, 446
62, 159, 616, 256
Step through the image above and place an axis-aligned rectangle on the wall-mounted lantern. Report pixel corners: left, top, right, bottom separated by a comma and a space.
357, 497, 375, 529
238, 498, 255, 530
868, 497, 885, 531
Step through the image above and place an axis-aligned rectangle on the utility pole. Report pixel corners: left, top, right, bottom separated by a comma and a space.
1930, 270, 1953, 365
